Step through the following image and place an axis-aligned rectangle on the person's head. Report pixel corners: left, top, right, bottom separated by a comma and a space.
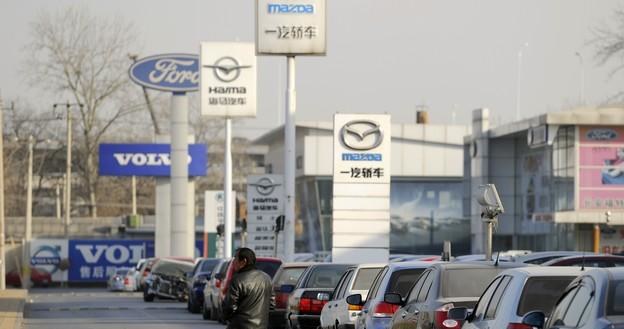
233, 247, 256, 272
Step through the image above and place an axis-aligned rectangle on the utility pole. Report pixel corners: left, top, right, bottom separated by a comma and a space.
0, 96, 6, 290
23, 135, 33, 288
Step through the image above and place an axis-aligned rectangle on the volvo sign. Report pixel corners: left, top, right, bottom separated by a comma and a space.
129, 54, 199, 92
99, 143, 207, 177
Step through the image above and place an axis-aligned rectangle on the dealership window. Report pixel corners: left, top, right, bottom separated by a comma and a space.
552, 126, 575, 211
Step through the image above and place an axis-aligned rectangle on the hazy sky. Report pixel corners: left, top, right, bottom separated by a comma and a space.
2, 0, 624, 139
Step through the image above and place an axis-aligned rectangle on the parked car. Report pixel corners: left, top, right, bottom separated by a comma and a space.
107, 268, 130, 291
519, 267, 624, 329
137, 257, 157, 291
448, 266, 582, 329
123, 268, 138, 292
285, 263, 352, 329
351, 261, 437, 329
270, 262, 317, 329
386, 261, 527, 329
390, 255, 441, 263
6, 267, 52, 287
186, 258, 221, 313
212, 257, 283, 323
127, 258, 148, 291
453, 254, 510, 262
510, 251, 584, 265
202, 258, 231, 321
143, 258, 194, 302
320, 264, 383, 329
541, 254, 624, 267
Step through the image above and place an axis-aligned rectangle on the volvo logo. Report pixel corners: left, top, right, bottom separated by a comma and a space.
203, 56, 252, 83
249, 177, 281, 196
341, 120, 384, 151
31, 245, 62, 274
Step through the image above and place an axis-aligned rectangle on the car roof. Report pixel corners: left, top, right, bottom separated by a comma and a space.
386, 260, 441, 271
500, 266, 585, 277
352, 263, 385, 269
513, 251, 585, 262
435, 261, 528, 270
541, 254, 624, 265
280, 262, 318, 268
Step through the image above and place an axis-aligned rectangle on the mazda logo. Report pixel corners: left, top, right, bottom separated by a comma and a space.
203, 56, 252, 83
249, 177, 281, 196
340, 120, 384, 151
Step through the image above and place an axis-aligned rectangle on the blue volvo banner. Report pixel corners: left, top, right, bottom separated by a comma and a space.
99, 143, 207, 177
68, 240, 155, 281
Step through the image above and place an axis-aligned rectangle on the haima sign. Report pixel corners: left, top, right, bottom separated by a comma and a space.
332, 114, 391, 263
200, 42, 257, 117
256, 0, 327, 55
247, 175, 284, 258
99, 144, 207, 177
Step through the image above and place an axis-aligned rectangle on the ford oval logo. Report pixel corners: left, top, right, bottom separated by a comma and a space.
129, 54, 199, 92
586, 129, 618, 141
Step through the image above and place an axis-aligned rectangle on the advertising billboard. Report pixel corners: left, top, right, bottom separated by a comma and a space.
98, 143, 207, 177
30, 239, 69, 283
68, 240, 154, 281
247, 175, 284, 258
578, 126, 624, 210
128, 54, 199, 92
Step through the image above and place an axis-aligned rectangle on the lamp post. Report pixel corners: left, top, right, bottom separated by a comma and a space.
575, 51, 585, 105
515, 42, 529, 121
53, 102, 83, 239
0, 97, 5, 290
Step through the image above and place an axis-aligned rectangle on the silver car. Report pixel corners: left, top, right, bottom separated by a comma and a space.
449, 266, 582, 329
320, 264, 383, 329
107, 268, 129, 291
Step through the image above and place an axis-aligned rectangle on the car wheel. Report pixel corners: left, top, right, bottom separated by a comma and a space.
143, 288, 155, 302
202, 302, 211, 320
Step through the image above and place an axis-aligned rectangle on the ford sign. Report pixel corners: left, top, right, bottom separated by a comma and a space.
129, 54, 199, 92
587, 129, 618, 141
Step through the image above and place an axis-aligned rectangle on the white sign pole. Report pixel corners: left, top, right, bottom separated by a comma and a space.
284, 56, 296, 262
170, 93, 191, 257
224, 118, 233, 259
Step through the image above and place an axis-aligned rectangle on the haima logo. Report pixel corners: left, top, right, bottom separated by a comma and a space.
267, 3, 314, 14
203, 56, 252, 83
113, 153, 192, 166
249, 177, 281, 196
340, 120, 384, 151
75, 244, 144, 265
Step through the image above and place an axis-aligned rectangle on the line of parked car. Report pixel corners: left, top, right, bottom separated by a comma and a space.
107, 251, 624, 329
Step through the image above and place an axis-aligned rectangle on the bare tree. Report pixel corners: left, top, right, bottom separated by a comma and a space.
593, 6, 624, 103
23, 5, 140, 217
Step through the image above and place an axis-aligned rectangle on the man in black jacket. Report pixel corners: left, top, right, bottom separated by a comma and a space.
223, 248, 273, 329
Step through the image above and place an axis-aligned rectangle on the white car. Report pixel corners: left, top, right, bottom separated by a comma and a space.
320, 264, 384, 329
107, 268, 130, 291
124, 268, 137, 292
448, 266, 583, 329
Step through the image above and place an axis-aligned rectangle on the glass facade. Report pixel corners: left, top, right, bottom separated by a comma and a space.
294, 178, 469, 255
552, 126, 575, 211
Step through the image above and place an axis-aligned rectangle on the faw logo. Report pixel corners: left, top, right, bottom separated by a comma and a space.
113, 153, 192, 166
268, 3, 314, 14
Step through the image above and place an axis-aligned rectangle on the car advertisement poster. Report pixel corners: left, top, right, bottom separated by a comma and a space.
578, 126, 624, 210
30, 239, 69, 282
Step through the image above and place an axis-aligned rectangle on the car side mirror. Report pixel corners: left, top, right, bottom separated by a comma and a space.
280, 284, 295, 294
448, 307, 469, 321
384, 292, 403, 305
522, 310, 545, 329
346, 294, 363, 306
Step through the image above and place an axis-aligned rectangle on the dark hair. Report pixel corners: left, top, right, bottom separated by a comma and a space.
236, 247, 256, 266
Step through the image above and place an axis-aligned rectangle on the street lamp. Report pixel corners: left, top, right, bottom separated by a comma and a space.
53, 102, 83, 239
575, 51, 585, 105
515, 42, 529, 121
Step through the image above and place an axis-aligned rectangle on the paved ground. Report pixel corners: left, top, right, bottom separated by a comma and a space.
24, 288, 225, 329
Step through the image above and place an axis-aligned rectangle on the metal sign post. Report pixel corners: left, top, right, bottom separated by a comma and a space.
256, 0, 327, 261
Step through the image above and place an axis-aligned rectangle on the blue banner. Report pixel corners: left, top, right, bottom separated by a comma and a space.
99, 143, 207, 177
68, 239, 155, 281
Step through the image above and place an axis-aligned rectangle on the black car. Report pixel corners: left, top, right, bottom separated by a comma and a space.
186, 258, 221, 313
285, 263, 352, 329
387, 261, 527, 329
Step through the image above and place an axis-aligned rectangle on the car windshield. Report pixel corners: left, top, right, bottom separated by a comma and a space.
607, 280, 624, 316
352, 268, 382, 290
306, 265, 350, 288
387, 269, 426, 296
256, 261, 281, 279
153, 260, 194, 276
200, 259, 220, 273
442, 268, 503, 298
516, 276, 576, 316
275, 267, 307, 287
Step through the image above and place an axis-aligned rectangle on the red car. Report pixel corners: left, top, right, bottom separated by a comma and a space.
6, 267, 52, 287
